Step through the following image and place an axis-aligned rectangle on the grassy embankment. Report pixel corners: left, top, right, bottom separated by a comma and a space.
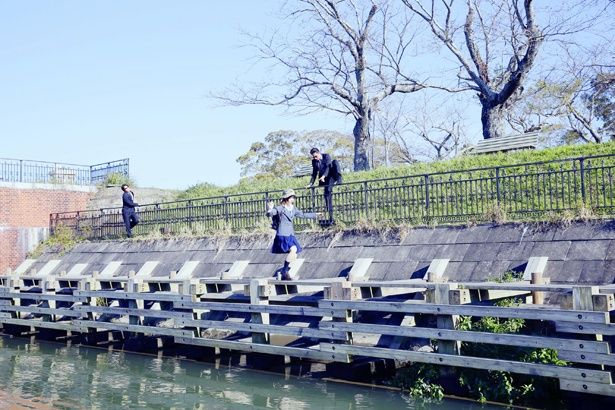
178, 142, 615, 200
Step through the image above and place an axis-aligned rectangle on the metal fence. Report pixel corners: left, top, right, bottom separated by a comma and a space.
0, 158, 129, 186
50, 153, 615, 239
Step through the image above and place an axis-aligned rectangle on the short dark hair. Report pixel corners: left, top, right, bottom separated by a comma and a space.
121, 184, 129, 191
310, 148, 320, 155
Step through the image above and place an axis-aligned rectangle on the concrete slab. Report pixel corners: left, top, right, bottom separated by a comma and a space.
13, 259, 36, 275
566, 240, 610, 261
434, 244, 470, 262
455, 225, 494, 244
463, 243, 501, 262
485, 224, 525, 243
522, 256, 548, 280
496, 242, 533, 261
401, 228, 434, 245
529, 241, 571, 261
445, 262, 477, 282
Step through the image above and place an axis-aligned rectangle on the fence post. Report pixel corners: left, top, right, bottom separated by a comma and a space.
187, 200, 193, 232
424, 174, 430, 218
223, 196, 229, 224
19, 160, 23, 182
579, 158, 586, 204
363, 181, 369, 218
495, 167, 501, 205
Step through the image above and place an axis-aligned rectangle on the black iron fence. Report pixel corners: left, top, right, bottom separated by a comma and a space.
0, 158, 129, 186
51, 154, 615, 239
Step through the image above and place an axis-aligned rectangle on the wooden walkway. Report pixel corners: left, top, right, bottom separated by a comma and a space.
1, 258, 615, 398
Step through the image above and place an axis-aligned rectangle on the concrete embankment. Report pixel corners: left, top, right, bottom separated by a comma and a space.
32, 220, 615, 284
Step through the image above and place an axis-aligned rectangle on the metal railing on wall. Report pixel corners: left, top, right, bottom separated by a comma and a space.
50, 153, 615, 239
0, 158, 129, 186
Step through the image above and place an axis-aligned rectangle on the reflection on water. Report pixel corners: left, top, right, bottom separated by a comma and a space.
0, 336, 499, 409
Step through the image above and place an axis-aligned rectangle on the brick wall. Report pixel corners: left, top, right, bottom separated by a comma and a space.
0, 183, 94, 272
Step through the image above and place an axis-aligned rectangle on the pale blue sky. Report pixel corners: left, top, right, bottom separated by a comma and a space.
0, 1, 348, 188
0, 1, 610, 189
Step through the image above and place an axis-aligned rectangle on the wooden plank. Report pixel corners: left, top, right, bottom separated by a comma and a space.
73, 320, 193, 337
178, 318, 347, 341
0, 318, 81, 331
348, 280, 573, 293
198, 279, 250, 285
456, 282, 572, 292
174, 336, 333, 361
73, 290, 192, 302
558, 350, 615, 367
73, 305, 193, 319
320, 343, 612, 384
266, 278, 347, 286
556, 321, 615, 336
559, 379, 615, 397
174, 300, 343, 318
0, 305, 86, 318
573, 286, 598, 311
2, 292, 88, 302
319, 322, 610, 354
319, 300, 607, 323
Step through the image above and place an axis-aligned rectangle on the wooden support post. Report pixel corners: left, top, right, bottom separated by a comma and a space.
326, 281, 359, 344
531, 271, 545, 305
572, 286, 604, 368
125, 280, 144, 329
433, 283, 460, 355
249, 278, 270, 344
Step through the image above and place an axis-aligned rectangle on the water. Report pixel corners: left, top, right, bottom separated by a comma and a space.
0, 337, 499, 409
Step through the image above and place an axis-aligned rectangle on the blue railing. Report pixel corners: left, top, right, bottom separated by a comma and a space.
0, 158, 129, 186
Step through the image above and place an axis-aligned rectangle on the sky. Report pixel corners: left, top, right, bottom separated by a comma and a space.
0, 1, 610, 189
0, 1, 350, 189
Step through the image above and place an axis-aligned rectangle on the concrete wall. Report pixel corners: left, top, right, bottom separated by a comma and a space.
32, 220, 615, 285
0, 182, 95, 272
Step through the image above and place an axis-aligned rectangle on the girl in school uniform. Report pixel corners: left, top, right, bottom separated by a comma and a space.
266, 188, 320, 280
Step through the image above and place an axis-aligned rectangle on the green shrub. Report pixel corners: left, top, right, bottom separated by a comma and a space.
28, 224, 83, 258
101, 172, 136, 188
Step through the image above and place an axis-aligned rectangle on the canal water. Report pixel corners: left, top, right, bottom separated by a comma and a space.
0, 336, 500, 409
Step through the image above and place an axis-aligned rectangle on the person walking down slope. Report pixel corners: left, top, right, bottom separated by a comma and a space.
266, 189, 320, 280
121, 184, 139, 238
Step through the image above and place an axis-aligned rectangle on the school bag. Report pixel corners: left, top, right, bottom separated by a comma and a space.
270, 205, 283, 230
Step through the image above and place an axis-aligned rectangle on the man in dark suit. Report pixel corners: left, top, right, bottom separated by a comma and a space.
121, 184, 139, 237
308, 148, 342, 224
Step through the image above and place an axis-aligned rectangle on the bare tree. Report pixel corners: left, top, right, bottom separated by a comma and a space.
375, 94, 468, 162
218, 1, 426, 171
401, 0, 545, 140
506, 39, 615, 143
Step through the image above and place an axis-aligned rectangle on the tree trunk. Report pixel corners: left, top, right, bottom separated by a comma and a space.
353, 115, 371, 171
480, 99, 505, 139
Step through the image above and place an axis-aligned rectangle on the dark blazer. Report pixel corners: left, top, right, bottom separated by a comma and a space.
310, 153, 340, 185
122, 191, 138, 211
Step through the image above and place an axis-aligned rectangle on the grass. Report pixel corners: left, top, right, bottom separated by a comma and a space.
178, 141, 615, 200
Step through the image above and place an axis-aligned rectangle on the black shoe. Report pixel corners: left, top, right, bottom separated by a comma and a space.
280, 267, 291, 281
